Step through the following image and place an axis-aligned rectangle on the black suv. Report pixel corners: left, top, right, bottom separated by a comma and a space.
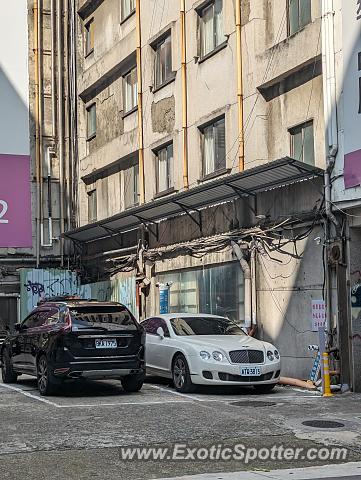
0, 299, 145, 396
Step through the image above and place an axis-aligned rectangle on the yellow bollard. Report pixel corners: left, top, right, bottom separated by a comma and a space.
322, 352, 333, 397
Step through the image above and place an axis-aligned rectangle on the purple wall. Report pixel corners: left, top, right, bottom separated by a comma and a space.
344, 149, 361, 189
0, 154, 32, 247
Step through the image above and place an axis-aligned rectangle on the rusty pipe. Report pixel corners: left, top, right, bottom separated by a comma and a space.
180, 0, 189, 190
34, 0, 41, 267
136, 0, 145, 204
235, 0, 244, 171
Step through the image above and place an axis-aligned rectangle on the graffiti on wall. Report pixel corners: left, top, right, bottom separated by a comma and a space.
20, 269, 137, 320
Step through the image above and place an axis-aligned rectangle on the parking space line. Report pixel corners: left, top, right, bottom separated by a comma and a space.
0, 383, 194, 409
0, 383, 60, 407
56, 399, 192, 408
147, 384, 233, 403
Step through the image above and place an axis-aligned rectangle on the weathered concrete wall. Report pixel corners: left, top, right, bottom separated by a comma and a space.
71, 0, 331, 380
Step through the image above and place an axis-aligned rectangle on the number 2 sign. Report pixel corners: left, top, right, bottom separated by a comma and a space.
0, 200, 9, 224
0, 154, 32, 247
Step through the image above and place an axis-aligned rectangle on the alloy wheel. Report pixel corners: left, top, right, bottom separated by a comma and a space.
173, 357, 186, 389
38, 357, 48, 393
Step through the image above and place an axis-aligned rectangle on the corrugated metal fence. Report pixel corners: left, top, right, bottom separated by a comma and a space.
20, 269, 136, 320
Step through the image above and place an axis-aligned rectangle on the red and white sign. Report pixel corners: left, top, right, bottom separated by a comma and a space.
312, 300, 326, 332
0, 154, 32, 247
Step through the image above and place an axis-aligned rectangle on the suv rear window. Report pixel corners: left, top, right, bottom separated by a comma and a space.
70, 306, 138, 331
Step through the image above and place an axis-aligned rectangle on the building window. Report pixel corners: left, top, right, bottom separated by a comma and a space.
158, 263, 245, 323
86, 103, 97, 140
121, 0, 135, 21
155, 143, 174, 194
124, 163, 139, 209
288, 0, 311, 36
84, 18, 94, 56
153, 33, 173, 88
123, 67, 138, 114
88, 189, 97, 223
199, 0, 224, 58
200, 117, 226, 177
289, 121, 315, 165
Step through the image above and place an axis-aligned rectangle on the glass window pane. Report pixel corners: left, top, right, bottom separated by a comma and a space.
124, 68, 137, 112
87, 104, 96, 138
88, 190, 97, 223
214, 0, 224, 47
167, 144, 174, 189
303, 123, 315, 165
203, 125, 215, 176
158, 148, 168, 192
288, 0, 299, 35
292, 130, 303, 161
215, 118, 226, 170
164, 36, 172, 81
133, 165, 139, 205
201, 4, 214, 57
124, 165, 138, 209
300, 0, 311, 29
159, 263, 245, 322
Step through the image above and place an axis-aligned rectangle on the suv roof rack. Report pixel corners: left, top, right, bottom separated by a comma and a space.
37, 295, 82, 305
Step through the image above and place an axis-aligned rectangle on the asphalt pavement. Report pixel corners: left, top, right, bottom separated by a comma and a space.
0, 375, 361, 479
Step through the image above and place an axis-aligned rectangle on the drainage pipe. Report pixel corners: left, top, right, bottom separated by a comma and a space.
57, 0, 65, 266
50, 0, 57, 140
322, 0, 339, 231
321, 0, 339, 334
41, 146, 55, 248
251, 245, 257, 326
235, 0, 245, 172
232, 242, 251, 328
33, 0, 41, 267
136, 0, 145, 204
180, 0, 189, 190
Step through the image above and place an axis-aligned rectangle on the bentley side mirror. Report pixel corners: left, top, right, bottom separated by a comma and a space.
156, 327, 165, 340
14, 324, 22, 332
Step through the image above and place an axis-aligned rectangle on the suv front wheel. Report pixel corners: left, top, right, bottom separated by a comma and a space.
1, 349, 18, 384
37, 355, 57, 396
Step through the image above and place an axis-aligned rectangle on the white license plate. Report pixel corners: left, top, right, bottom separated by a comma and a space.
241, 367, 261, 376
95, 339, 117, 349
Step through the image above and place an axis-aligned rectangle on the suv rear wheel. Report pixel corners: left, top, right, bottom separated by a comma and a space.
121, 371, 145, 393
37, 355, 57, 396
1, 349, 18, 383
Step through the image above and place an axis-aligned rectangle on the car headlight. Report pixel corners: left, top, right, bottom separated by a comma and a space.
200, 351, 211, 360
274, 350, 280, 360
267, 350, 274, 361
212, 351, 224, 362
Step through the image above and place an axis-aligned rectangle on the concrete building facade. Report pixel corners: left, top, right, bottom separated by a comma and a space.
60, 0, 341, 382
0, 1, 78, 338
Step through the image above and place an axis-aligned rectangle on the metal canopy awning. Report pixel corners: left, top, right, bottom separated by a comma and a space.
64, 157, 323, 244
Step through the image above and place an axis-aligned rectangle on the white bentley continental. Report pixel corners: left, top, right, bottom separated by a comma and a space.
141, 314, 281, 393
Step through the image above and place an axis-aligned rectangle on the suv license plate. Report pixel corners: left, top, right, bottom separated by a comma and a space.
241, 367, 261, 376
95, 339, 117, 349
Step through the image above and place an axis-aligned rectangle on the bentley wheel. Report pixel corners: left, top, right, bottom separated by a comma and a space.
172, 354, 196, 393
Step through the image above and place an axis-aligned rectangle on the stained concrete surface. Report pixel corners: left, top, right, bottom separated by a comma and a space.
0, 376, 360, 479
